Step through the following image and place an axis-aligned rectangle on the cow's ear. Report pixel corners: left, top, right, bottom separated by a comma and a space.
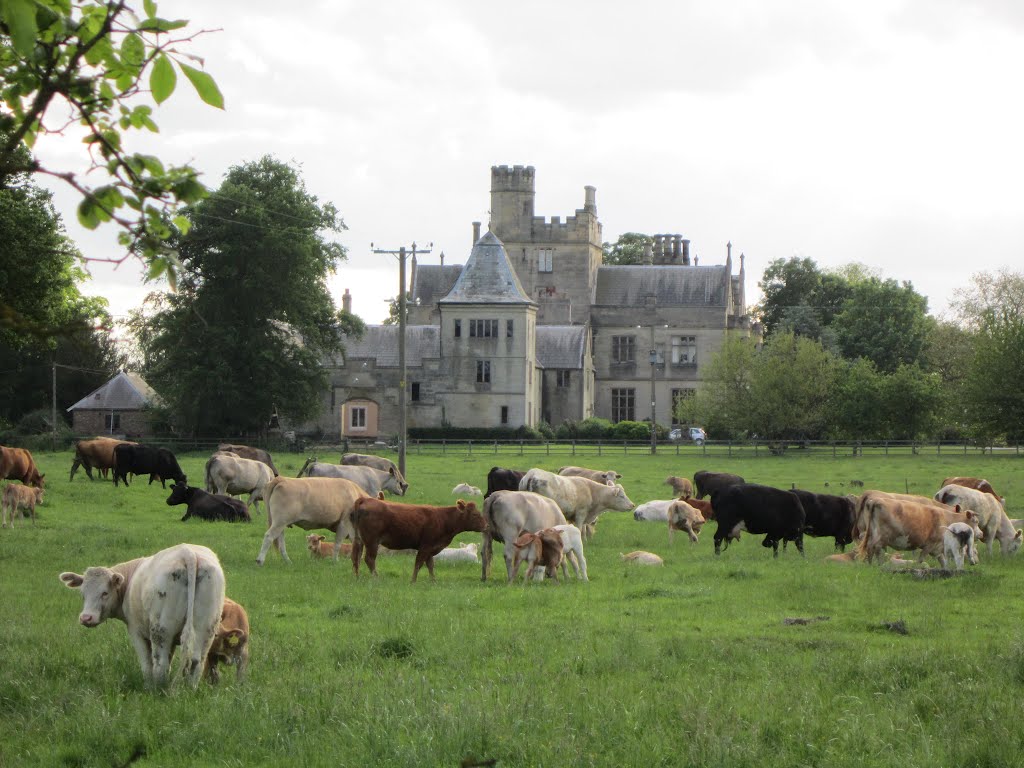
377, 492, 385, 500
616, 473, 622, 479
389, 467, 396, 476
111, 573, 125, 589
60, 572, 84, 589
1016, 530, 1023, 541
457, 499, 466, 510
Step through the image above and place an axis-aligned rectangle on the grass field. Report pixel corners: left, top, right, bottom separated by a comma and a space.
2, 449, 1023, 767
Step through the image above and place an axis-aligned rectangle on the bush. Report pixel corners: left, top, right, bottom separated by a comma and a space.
536, 421, 555, 440
609, 420, 651, 441
576, 417, 613, 440
408, 425, 546, 441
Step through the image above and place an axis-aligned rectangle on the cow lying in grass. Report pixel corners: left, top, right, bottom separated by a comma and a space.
167, 484, 251, 523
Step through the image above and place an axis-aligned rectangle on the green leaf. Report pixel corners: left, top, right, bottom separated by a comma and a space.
147, 257, 167, 281
137, 18, 188, 32
178, 62, 224, 109
172, 215, 191, 235
1, 0, 39, 57
77, 198, 100, 229
150, 53, 176, 104
121, 32, 144, 66
143, 0, 157, 18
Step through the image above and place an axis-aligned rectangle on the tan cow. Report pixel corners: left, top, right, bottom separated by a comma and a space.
558, 466, 621, 486
667, 499, 705, 543
855, 492, 983, 565
69, 437, 135, 481
934, 484, 1021, 556
620, 551, 664, 565
2, 483, 43, 527
665, 476, 694, 498
204, 597, 250, 683
256, 476, 367, 565
0, 446, 44, 488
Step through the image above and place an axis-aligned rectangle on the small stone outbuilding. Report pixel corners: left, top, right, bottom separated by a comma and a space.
66, 371, 160, 437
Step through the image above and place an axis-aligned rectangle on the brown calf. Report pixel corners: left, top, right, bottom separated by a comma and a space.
2, 483, 43, 527
306, 533, 353, 559
665, 476, 694, 498
0, 446, 44, 489
350, 497, 486, 582
941, 476, 1003, 502
685, 497, 715, 521
511, 529, 564, 583
204, 597, 250, 683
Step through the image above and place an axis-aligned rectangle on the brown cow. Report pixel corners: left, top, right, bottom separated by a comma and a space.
855, 491, 983, 565
69, 437, 134, 481
686, 497, 715, 522
350, 497, 486, 582
0, 446, 44, 488
204, 597, 250, 683
306, 533, 353, 559
510, 529, 564, 583
941, 476, 1004, 502
2, 483, 44, 527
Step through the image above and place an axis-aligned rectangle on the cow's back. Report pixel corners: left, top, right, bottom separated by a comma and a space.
484, 490, 566, 543
712, 483, 805, 536
266, 476, 365, 527
694, 470, 745, 499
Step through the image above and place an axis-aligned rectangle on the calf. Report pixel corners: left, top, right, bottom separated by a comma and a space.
558, 466, 621, 486
620, 551, 664, 565
2, 483, 43, 527
167, 484, 251, 523
306, 533, 353, 559
481, 490, 567, 582
665, 476, 694, 498
667, 499, 705, 543
433, 542, 479, 562
485, 466, 526, 498
549, 524, 588, 581
350, 497, 486, 582
511, 529, 564, 583
452, 483, 483, 496
711, 483, 806, 557
943, 522, 979, 572
204, 597, 250, 683
693, 470, 744, 500
59, 543, 225, 688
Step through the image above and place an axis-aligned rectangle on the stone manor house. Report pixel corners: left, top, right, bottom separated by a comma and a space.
313, 165, 755, 440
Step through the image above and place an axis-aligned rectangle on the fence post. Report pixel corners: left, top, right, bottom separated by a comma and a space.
546, 441, 550, 456
494, 440, 498, 455
468, 441, 473, 456
728, 440, 732, 458
519, 440, 524, 456
572, 440, 576, 456
597, 441, 602, 457
442, 440, 446, 456
755, 441, 759, 458
884, 441, 888, 456
623, 441, 628, 456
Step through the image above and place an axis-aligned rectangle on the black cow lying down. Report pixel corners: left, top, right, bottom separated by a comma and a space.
167, 483, 251, 523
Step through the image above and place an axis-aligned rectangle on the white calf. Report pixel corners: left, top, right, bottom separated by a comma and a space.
943, 522, 979, 571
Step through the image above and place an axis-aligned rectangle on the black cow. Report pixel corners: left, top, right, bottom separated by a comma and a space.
791, 490, 856, 551
711, 483, 806, 557
167, 483, 251, 522
113, 444, 187, 488
485, 467, 526, 498
693, 470, 746, 500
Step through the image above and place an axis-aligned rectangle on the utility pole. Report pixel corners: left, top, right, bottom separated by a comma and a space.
371, 241, 432, 479
52, 361, 57, 452
649, 326, 657, 455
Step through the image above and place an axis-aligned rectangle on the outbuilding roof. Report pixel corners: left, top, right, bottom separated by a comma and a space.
439, 232, 535, 305
341, 325, 440, 368
411, 263, 463, 307
594, 265, 729, 307
536, 325, 587, 370
67, 371, 160, 412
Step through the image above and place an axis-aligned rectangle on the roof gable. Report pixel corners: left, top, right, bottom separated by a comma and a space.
67, 371, 160, 412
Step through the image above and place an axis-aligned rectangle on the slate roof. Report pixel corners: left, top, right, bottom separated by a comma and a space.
438, 232, 535, 305
67, 371, 160, 412
536, 326, 587, 370
411, 263, 463, 307
594, 265, 729, 306
341, 325, 440, 367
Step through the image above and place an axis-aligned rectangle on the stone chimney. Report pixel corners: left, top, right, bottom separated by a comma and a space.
472, 221, 481, 244
584, 185, 597, 213
342, 288, 352, 314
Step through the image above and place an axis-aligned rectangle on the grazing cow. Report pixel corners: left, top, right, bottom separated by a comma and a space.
791, 490, 857, 551
341, 452, 402, 477
511, 529, 564, 583
217, 444, 279, 476
299, 460, 407, 497
519, 468, 634, 539
941, 476, 1003, 502
621, 551, 664, 565
204, 597, 250, 684
855, 491, 983, 565
433, 542, 480, 562
350, 497, 486, 582
943, 522, 979, 571
167, 484, 251, 523
256, 476, 367, 565
711, 483, 806, 557
452, 483, 483, 496
693, 470, 744, 500
667, 499, 705, 543
485, 466, 526, 498
665, 476, 694, 498
482, 490, 567, 582
934, 484, 1022, 556
558, 466, 621, 486
205, 453, 275, 511
0, 446, 45, 488
113, 444, 186, 488
69, 437, 135, 481
306, 533, 353, 559
2, 483, 44, 527
59, 543, 225, 688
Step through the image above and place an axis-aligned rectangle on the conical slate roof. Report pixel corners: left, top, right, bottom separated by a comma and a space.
67, 371, 160, 412
438, 232, 535, 305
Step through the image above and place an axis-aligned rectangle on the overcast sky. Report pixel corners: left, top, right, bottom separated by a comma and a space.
36, 0, 1024, 329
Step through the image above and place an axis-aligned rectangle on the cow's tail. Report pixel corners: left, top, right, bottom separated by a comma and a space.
853, 494, 874, 562
204, 456, 214, 493
180, 546, 200, 670
263, 476, 285, 550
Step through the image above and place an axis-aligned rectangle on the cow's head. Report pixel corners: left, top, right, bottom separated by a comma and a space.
32, 472, 45, 490
387, 467, 409, 496
166, 483, 191, 506
34, 488, 44, 504
609, 486, 635, 512
59, 567, 125, 627
454, 499, 486, 533
1008, 529, 1023, 556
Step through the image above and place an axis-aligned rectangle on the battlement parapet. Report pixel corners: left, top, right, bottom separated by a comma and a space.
491, 164, 536, 192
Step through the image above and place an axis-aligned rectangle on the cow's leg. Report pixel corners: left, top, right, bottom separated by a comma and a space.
714, 535, 723, 555
505, 548, 518, 582
351, 539, 362, 575
794, 534, 804, 557
576, 549, 589, 581
256, 524, 289, 565
364, 541, 380, 577
481, 531, 493, 581
1, 500, 9, 528
771, 540, 780, 558
149, 634, 174, 688
128, 632, 154, 687
69, 458, 81, 481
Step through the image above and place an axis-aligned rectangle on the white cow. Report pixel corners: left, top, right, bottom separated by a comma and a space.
934, 484, 1022, 556
433, 542, 479, 562
549, 523, 588, 581
452, 483, 483, 496
520, 468, 634, 538
302, 461, 408, 496
557, 466, 621, 486
942, 522, 979, 571
632, 499, 676, 522
482, 490, 567, 582
256, 476, 367, 565
205, 453, 275, 511
59, 543, 225, 688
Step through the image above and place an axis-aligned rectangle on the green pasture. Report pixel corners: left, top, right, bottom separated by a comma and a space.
2, 449, 1023, 767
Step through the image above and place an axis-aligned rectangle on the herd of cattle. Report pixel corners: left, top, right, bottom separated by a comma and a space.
1, 438, 1019, 690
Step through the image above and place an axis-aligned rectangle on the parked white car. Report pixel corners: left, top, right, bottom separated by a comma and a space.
668, 426, 706, 445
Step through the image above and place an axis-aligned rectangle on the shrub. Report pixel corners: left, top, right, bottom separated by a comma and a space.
576, 417, 613, 440
609, 420, 651, 441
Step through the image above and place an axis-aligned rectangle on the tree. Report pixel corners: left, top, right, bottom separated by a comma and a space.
828, 358, 886, 440
383, 292, 411, 326
755, 257, 826, 338
130, 156, 363, 435
1, 1, 222, 281
951, 269, 1024, 441
880, 363, 943, 440
831, 277, 933, 374
676, 334, 757, 438
602, 232, 652, 265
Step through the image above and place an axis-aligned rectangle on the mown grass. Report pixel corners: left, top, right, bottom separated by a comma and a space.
1, 449, 1023, 766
